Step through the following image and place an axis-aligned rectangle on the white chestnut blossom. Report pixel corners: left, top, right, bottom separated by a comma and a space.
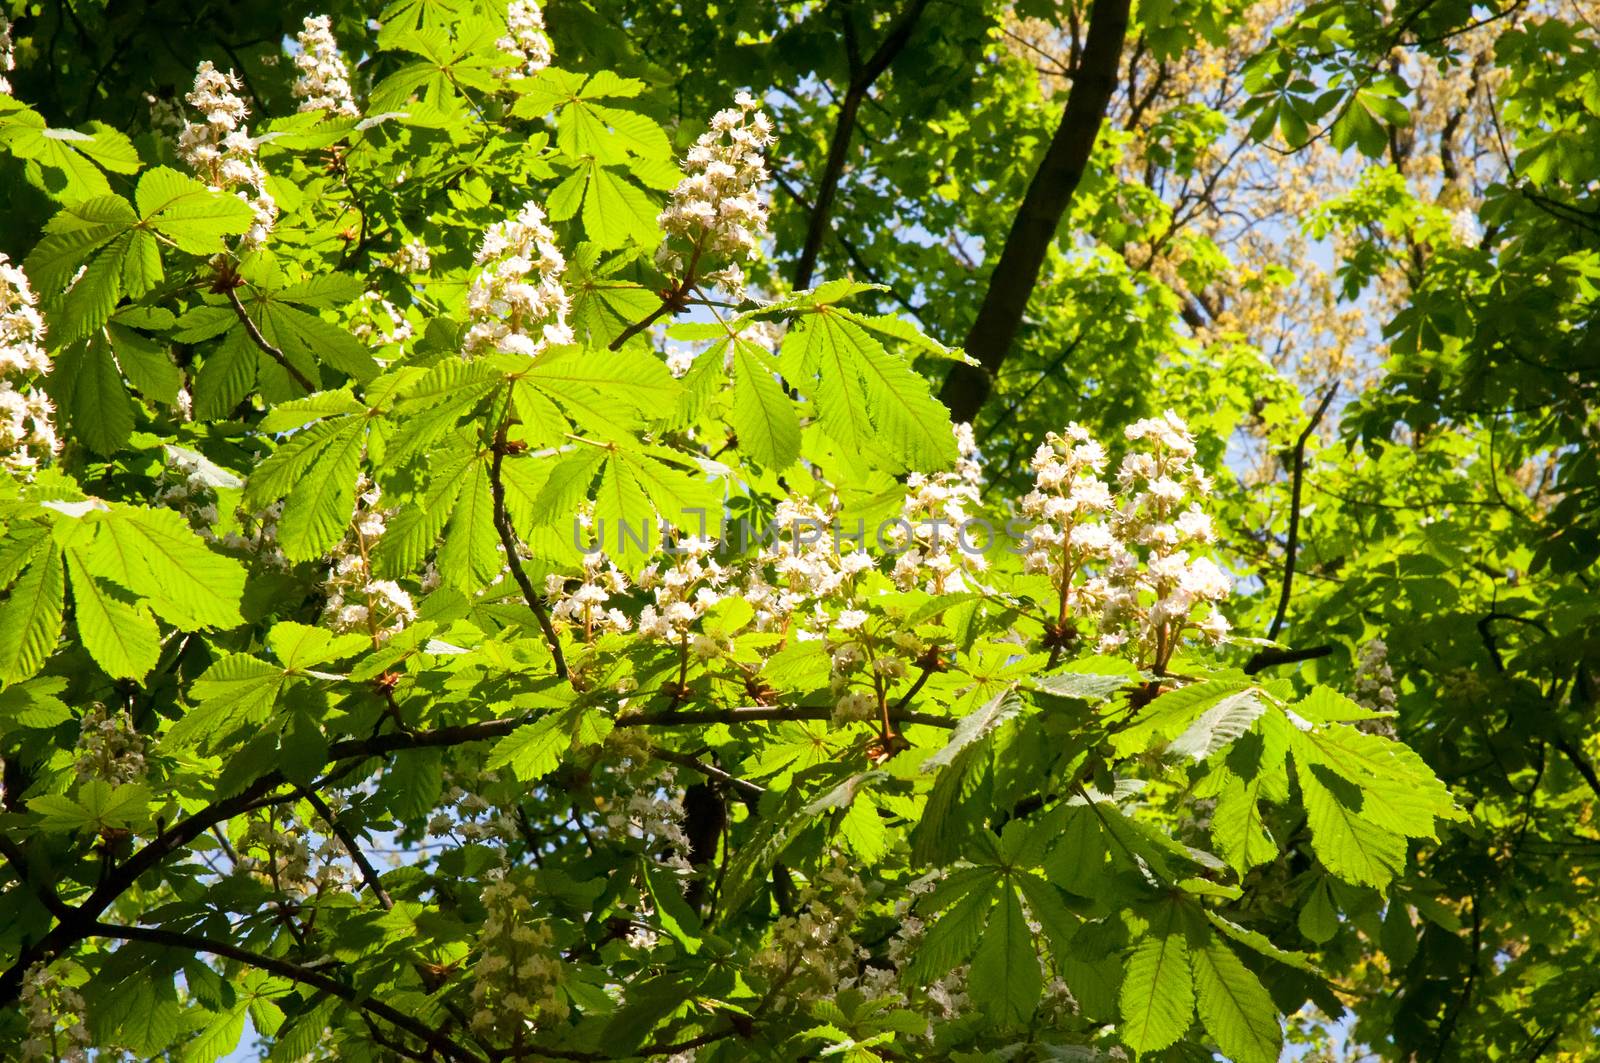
1021, 413, 1230, 670
291, 15, 359, 116
0, 16, 14, 97
888, 422, 988, 594
635, 535, 728, 646
497, 0, 553, 78
751, 855, 868, 1009
74, 704, 147, 785
470, 871, 568, 1038
464, 200, 573, 359
19, 963, 91, 1063
658, 92, 775, 284
0, 254, 57, 470
321, 479, 417, 643
349, 291, 413, 354
390, 239, 432, 274
178, 61, 277, 247
546, 551, 633, 639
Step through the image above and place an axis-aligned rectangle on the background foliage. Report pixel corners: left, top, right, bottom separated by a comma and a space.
0, 0, 1597, 1059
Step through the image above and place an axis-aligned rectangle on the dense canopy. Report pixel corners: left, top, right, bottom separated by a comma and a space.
0, 0, 1597, 1060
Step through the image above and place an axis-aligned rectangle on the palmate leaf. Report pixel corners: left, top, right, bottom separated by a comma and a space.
1289, 713, 1458, 838
1119, 906, 1195, 1054
923, 683, 1022, 771
274, 419, 366, 563
486, 713, 568, 781
906, 876, 1000, 983
1191, 937, 1283, 1063
1167, 689, 1268, 761
780, 309, 956, 470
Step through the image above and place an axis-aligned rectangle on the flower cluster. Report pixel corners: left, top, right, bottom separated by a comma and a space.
743, 497, 872, 633
751, 855, 868, 1008
1, 254, 57, 471
657, 92, 775, 287
177, 61, 277, 247
1, 16, 14, 97
74, 704, 148, 785
238, 811, 353, 897
19, 963, 91, 1063
889, 423, 988, 594
390, 239, 432, 274
469, 871, 568, 1039
1354, 637, 1397, 712
349, 291, 414, 353
497, 0, 552, 78
1021, 412, 1229, 669
291, 15, 358, 116
464, 201, 573, 359
321, 480, 417, 643
546, 551, 633, 639
427, 767, 520, 843
1102, 411, 1229, 666
636, 536, 730, 648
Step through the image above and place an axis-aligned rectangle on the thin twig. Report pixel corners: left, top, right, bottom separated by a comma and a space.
487, 426, 568, 679
302, 789, 392, 909
1266, 384, 1338, 642
224, 287, 316, 393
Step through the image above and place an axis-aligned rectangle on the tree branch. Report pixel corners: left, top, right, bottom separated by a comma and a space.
1242, 643, 1332, 674
487, 427, 568, 679
793, 0, 932, 289
936, 0, 1131, 423
90, 922, 481, 1062
302, 788, 392, 909
1266, 384, 1338, 642
225, 287, 317, 393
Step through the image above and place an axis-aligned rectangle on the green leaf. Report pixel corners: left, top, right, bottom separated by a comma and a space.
65, 551, 160, 680
924, 683, 1021, 771
1298, 878, 1339, 944
70, 330, 135, 455
1167, 690, 1267, 761
87, 506, 245, 629
969, 886, 1043, 1027
0, 548, 65, 684
137, 167, 255, 253
267, 622, 368, 670
486, 714, 567, 780
277, 419, 365, 562
1119, 907, 1195, 1054
1295, 758, 1408, 889
907, 875, 1000, 982
729, 338, 800, 470
1191, 936, 1283, 1063
165, 654, 288, 750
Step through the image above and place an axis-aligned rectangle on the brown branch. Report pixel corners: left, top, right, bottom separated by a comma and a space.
90, 922, 481, 1062
224, 287, 317, 393
488, 427, 568, 679
1242, 644, 1332, 674
793, 0, 932, 289
1266, 384, 1338, 642
651, 749, 766, 800
936, 0, 1131, 423
614, 705, 954, 729
302, 788, 392, 909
